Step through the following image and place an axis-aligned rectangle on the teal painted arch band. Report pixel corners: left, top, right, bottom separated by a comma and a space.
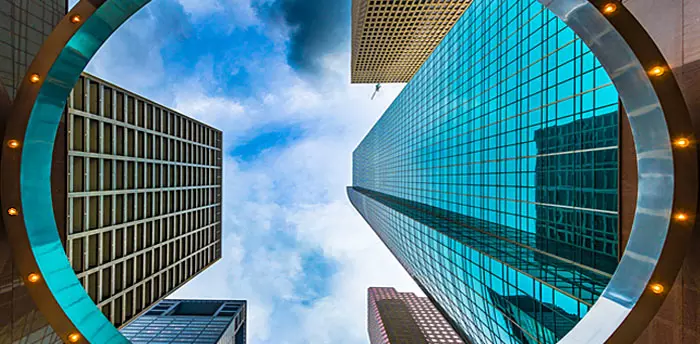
19, 1, 150, 342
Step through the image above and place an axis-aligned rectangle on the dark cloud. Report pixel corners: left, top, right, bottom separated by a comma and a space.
257, 0, 350, 75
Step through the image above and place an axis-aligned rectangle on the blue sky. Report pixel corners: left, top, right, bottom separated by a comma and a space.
70, 0, 423, 342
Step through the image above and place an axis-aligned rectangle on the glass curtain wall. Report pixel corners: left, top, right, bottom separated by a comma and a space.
349, 0, 619, 343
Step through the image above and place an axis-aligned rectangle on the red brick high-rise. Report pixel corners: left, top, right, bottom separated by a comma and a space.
368, 287, 465, 344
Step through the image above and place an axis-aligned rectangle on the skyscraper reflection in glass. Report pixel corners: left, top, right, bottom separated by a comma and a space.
348, 0, 619, 343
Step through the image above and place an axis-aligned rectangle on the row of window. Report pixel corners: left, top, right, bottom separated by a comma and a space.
70, 157, 221, 193
123, 315, 235, 343
69, 192, 221, 233
93, 243, 220, 328
69, 216, 221, 272
351, 190, 583, 344
354, 0, 618, 268
356, 187, 609, 302
72, 75, 221, 148
71, 113, 222, 165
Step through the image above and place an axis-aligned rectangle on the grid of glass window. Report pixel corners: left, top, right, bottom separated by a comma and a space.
123, 316, 230, 343
350, 0, 619, 343
66, 73, 223, 328
121, 299, 246, 344
0, 1, 65, 343
0, 0, 65, 99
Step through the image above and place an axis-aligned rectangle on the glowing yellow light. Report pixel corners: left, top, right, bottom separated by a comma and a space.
675, 213, 688, 221
674, 138, 691, 148
70, 15, 81, 24
650, 283, 665, 294
602, 3, 617, 14
649, 66, 666, 77
68, 333, 81, 343
27, 273, 41, 283
29, 74, 41, 84
7, 208, 18, 216
7, 140, 19, 149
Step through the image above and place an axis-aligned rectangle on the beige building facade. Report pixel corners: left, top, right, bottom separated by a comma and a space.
66, 73, 224, 328
351, 0, 471, 83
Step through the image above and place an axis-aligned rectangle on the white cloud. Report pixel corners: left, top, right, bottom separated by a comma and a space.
173, 85, 249, 137
170, 61, 415, 343
282, 84, 322, 113
86, 3, 420, 342
176, 0, 260, 28
176, 0, 222, 17
174, 231, 304, 341
167, 60, 416, 342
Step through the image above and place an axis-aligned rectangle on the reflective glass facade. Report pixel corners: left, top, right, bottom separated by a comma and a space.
0, 1, 65, 343
0, 0, 66, 99
349, 0, 619, 343
121, 299, 246, 344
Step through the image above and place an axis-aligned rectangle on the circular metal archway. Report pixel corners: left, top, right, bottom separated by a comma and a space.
1, 0, 697, 343
2, 1, 150, 342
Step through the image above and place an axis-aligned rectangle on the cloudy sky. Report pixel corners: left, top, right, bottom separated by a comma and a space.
71, 0, 423, 342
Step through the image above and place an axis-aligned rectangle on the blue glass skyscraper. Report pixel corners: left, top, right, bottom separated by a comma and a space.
348, 1, 620, 343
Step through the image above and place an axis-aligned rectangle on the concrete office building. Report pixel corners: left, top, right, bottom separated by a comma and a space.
0, 1, 66, 343
121, 299, 246, 344
350, 0, 471, 83
350, 0, 700, 343
368, 287, 464, 344
66, 72, 224, 328
2, 67, 224, 340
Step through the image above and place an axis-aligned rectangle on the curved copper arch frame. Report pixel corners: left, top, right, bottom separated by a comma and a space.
2, 0, 697, 343
537, 0, 699, 343
1, 1, 150, 343
0, 81, 11, 139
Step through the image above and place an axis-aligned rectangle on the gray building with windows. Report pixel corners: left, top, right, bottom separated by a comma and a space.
121, 299, 246, 344
0, 1, 66, 343
0, 0, 66, 99
66, 72, 224, 328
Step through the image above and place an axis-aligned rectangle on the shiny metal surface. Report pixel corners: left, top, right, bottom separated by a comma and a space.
539, 0, 698, 343
2, 0, 149, 342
